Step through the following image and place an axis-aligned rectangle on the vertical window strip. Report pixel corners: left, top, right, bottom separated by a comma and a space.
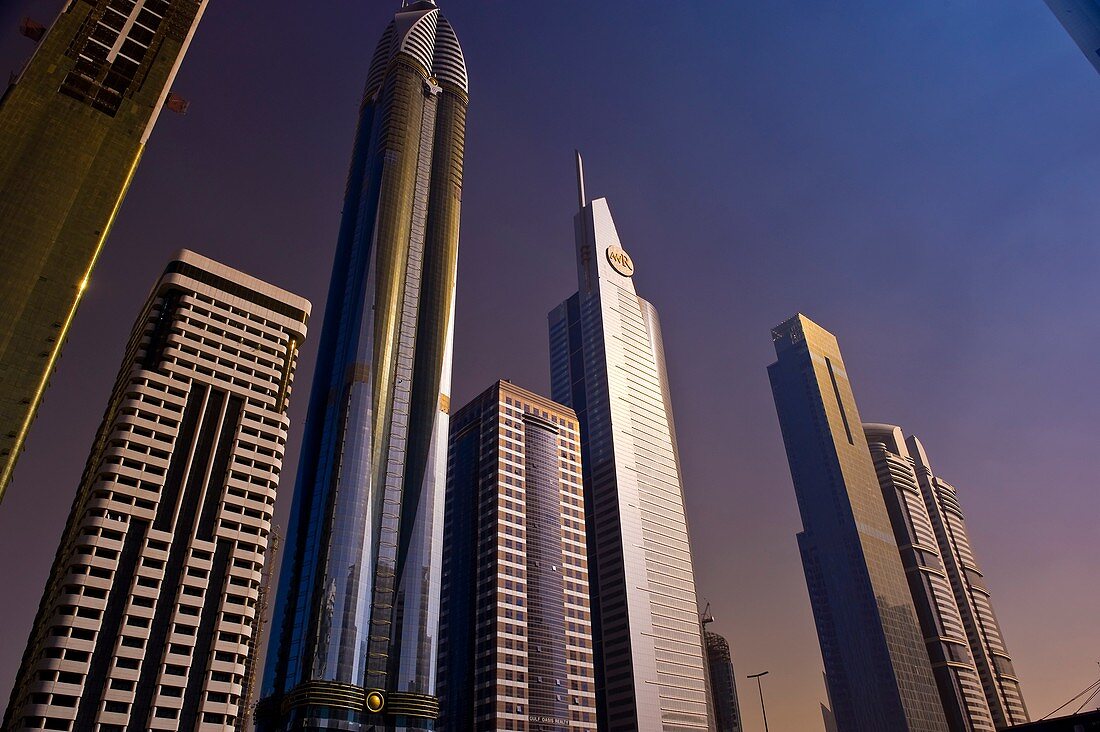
825, 357, 855, 446
129, 389, 226, 731
178, 540, 232, 731
72, 519, 150, 730
153, 384, 208, 532
197, 396, 243, 542
276, 339, 296, 413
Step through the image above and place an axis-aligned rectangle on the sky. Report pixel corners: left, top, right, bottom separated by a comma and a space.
1, 2, 1098, 730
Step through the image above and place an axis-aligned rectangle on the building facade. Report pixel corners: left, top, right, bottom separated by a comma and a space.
438, 381, 597, 732
259, 3, 468, 730
704, 631, 743, 732
0, 0, 208, 499
767, 314, 949, 732
1045, 0, 1100, 75
2, 250, 309, 732
902, 431, 1030, 727
548, 156, 713, 732
864, 424, 998, 732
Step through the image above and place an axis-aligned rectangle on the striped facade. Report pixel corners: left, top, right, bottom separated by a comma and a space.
439, 381, 597, 732
549, 168, 713, 732
2, 250, 309, 731
904, 434, 1030, 727
865, 425, 997, 732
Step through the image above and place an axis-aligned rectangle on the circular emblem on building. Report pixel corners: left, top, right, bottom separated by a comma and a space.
606, 245, 635, 277
366, 690, 385, 713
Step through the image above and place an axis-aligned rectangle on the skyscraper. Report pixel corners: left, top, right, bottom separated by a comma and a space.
0, 0, 208, 499
548, 155, 713, 732
704, 631, 743, 732
2, 249, 309, 732
767, 314, 949, 732
438, 381, 597, 732
869, 427, 1029, 728
259, 3, 468, 730
1045, 0, 1100, 75
864, 424, 997, 732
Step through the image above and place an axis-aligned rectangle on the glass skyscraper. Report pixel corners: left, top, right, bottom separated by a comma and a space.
0, 0, 208, 500
259, 3, 468, 730
867, 426, 1029, 728
865, 424, 998, 732
768, 314, 949, 732
3, 250, 309, 732
438, 381, 597, 732
1045, 0, 1100, 75
548, 156, 713, 732
704, 631, 743, 732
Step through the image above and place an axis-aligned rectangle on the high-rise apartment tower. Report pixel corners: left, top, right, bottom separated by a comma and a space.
864, 424, 998, 732
866, 425, 1029, 728
438, 381, 597, 732
548, 155, 713, 732
0, 0, 208, 499
259, 3, 468, 730
1045, 0, 1100, 75
768, 314, 949, 732
704, 631, 743, 732
2, 250, 309, 732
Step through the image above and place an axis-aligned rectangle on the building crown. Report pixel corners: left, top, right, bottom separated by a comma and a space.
365, 3, 468, 99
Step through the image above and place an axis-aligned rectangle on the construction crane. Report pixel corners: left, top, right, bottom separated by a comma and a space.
701, 600, 715, 627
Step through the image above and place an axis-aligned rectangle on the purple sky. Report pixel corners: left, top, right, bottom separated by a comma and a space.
1, 2, 1098, 729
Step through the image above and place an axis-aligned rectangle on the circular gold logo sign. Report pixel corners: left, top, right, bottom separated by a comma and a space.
366, 690, 385, 713
606, 245, 635, 277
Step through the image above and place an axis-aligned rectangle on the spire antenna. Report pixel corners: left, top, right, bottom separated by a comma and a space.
575, 149, 586, 211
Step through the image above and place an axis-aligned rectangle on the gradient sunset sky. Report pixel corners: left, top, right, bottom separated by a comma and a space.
1, 2, 1098, 729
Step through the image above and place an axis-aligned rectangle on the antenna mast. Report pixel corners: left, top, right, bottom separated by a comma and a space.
575, 149, 586, 211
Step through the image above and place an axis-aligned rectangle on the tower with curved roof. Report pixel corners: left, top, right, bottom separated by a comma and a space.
259, 3, 468, 729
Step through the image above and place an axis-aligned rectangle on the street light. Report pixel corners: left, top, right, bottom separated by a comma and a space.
747, 671, 770, 732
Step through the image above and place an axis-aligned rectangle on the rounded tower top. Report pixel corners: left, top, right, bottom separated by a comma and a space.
364, 3, 468, 99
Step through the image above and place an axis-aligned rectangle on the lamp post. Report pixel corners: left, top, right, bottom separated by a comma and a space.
747, 671, 770, 732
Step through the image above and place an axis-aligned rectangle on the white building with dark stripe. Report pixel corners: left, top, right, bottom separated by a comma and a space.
3, 250, 308, 731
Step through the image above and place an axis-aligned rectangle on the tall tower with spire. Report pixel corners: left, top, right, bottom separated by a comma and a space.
258, 3, 468, 730
548, 155, 715, 731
